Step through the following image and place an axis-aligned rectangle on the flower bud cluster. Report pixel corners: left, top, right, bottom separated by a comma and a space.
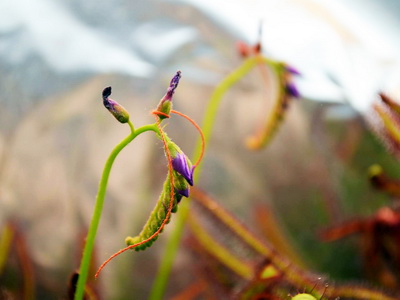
125, 138, 195, 251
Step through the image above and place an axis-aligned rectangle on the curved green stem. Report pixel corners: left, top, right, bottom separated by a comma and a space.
194, 57, 260, 175
74, 121, 158, 300
149, 57, 259, 300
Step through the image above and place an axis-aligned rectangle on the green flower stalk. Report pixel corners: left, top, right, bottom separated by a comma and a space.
74, 87, 159, 300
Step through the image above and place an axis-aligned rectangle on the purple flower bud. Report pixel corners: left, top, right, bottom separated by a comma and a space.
285, 65, 301, 76
173, 174, 190, 204
165, 70, 181, 101
156, 71, 182, 118
172, 153, 194, 186
285, 82, 300, 99
102, 87, 130, 123
176, 188, 189, 198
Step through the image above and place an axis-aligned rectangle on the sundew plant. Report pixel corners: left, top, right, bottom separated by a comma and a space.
1, 31, 400, 300
68, 36, 400, 300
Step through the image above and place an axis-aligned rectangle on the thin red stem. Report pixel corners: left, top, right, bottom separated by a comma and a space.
95, 114, 175, 278
170, 110, 205, 167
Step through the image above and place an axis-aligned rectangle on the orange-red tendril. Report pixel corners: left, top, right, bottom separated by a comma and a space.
152, 111, 170, 119
95, 112, 175, 278
171, 110, 205, 167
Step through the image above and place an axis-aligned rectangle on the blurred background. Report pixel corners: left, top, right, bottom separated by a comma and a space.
1, 0, 400, 299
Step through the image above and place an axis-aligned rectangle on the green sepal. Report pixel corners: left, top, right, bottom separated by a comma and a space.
111, 105, 130, 124
156, 100, 172, 119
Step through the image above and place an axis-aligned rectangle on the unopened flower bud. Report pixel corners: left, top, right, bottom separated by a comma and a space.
165, 137, 195, 186
172, 153, 194, 186
102, 87, 130, 123
156, 71, 181, 119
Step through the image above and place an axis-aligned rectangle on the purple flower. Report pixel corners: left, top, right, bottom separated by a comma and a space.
172, 153, 194, 186
285, 65, 301, 76
285, 82, 300, 99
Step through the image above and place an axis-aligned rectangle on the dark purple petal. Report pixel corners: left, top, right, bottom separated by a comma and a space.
285, 82, 300, 99
102, 86, 112, 99
172, 153, 194, 186
170, 71, 181, 89
176, 188, 189, 198
189, 166, 195, 186
285, 65, 301, 76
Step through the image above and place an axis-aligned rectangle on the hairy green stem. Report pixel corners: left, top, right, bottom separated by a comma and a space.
149, 57, 259, 300
74, 121, 158, 300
